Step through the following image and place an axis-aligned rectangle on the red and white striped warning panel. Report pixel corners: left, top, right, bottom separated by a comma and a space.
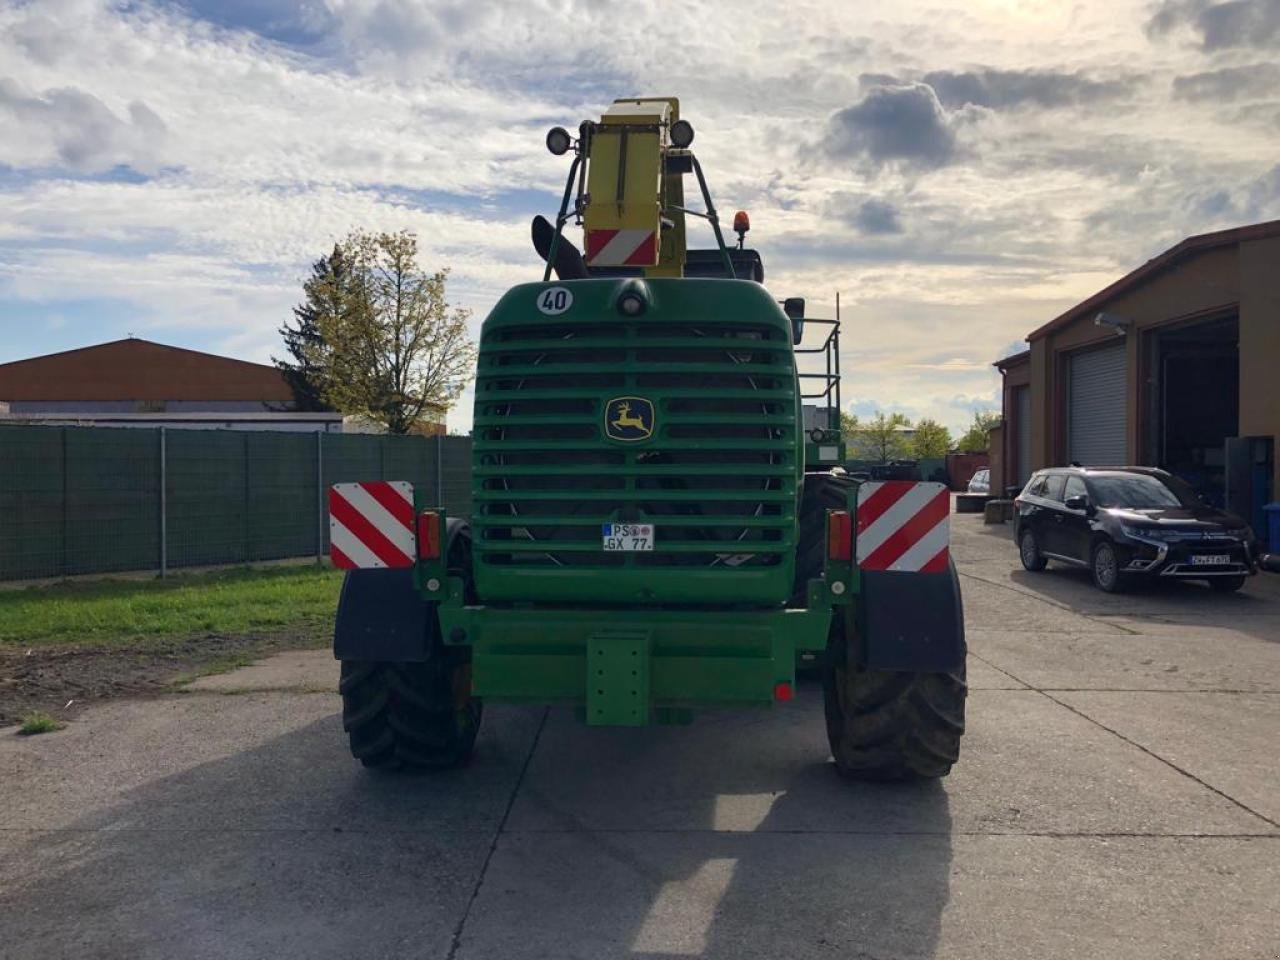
329, 481, 415, 569
854, 481, 950, 573
585, 228, 658, 266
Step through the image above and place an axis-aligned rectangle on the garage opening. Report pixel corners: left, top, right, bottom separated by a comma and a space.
1067, 342, 1127, 466
1147, 314, 1239, 506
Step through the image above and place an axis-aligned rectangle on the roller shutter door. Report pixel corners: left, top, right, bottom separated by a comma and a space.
1015, 386, 1031, 485
1068, 343, 1127, 465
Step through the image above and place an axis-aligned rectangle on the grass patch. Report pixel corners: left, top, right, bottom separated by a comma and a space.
0, 565, 343, 649
18, 710, 63, 735
170, 650, 273, 687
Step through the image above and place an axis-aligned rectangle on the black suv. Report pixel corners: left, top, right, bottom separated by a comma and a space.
1014, 466, 1258, 593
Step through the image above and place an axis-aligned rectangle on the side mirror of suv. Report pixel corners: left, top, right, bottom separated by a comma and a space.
1064, 494, 1090, 513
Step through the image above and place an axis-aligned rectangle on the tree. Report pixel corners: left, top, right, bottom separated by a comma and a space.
956, 410, 1001, 453
910, 418, 952, 458
861, 410, 912, 462
839, 410, 859, 438
298, 230, 477, 434
274, 244, 351, 411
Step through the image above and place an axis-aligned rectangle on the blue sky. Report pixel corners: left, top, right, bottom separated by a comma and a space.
2, 0, 1278, 434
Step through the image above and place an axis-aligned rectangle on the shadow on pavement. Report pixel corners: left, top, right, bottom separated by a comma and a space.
649, 777, 954, 960
0, 710, 536, 960
1, 685, 958, 960
470, 681, 956, 959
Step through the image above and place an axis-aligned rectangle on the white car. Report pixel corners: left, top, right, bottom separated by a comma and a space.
967, 468, 990, 494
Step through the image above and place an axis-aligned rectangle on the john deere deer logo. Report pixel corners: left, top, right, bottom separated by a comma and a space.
605, 396, 655, 442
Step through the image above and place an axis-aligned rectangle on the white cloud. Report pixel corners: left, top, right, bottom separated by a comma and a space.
0, 0, 1276, 437
0, 77, 167, 172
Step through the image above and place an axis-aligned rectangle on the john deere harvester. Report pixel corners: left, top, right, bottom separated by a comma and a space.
330, 97, 966, 779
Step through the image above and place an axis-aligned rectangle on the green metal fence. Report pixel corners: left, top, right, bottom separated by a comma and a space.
0, 424, 472, 581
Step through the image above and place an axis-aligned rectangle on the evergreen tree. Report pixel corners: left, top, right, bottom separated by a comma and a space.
274, 245, 348, 411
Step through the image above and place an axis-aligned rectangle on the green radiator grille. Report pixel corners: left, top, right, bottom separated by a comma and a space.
472, 318, 798, 577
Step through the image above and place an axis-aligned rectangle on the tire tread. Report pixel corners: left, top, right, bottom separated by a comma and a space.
339, 657, 480, 770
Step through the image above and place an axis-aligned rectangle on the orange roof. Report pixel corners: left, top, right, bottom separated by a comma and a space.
0, 338, 294, 402
1027, 219, 1280, 342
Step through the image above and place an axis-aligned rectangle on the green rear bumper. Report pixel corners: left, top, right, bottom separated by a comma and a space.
438, 596, 832, 725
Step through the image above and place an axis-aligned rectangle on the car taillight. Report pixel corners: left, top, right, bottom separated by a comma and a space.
827, 510, 852, 561
417, 511, 442, 560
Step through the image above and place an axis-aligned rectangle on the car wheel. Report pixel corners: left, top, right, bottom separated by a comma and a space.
1208, 575, 1246, 593
1091, 540, 1124, 593
1018, 528, 1047, 572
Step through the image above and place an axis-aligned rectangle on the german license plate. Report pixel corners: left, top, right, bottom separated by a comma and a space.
602, 523, 653, 551
1191, 554, 1231, 566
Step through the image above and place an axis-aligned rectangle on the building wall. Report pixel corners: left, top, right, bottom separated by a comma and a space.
1239, 236, 1280, 494
1028, 245, 1244, 469
986, 423, 1004, 495
9, 400, 285, 414
0, 339, 296, 404
997, 358, 1030, 493
0, 414, 343, 432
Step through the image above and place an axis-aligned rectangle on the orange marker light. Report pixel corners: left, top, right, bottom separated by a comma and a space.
827, 510, 852, 561
733, 210, 750, 234
417, 511, 442, 561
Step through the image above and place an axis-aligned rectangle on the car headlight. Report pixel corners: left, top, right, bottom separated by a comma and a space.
1226, 526, 1254, 541
1121, 525, 1167, 541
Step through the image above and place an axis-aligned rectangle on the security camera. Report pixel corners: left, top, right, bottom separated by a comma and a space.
1094, 312, 1131, 335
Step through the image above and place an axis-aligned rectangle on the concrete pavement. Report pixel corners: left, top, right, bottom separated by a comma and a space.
1, 511, 1277, 959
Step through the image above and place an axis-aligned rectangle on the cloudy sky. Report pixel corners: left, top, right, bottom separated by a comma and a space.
2, 0, 1278, 433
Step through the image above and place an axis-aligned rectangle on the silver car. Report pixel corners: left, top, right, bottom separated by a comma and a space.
967, 468, 990, 494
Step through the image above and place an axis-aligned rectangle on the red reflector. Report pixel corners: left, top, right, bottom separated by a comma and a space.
416, 511, 441, 560
773, 682, 793, 702
827, 510, 852, 561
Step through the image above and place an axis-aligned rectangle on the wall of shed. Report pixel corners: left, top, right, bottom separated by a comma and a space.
1239, 236, 1280, 495
1028, 245, 1245, 470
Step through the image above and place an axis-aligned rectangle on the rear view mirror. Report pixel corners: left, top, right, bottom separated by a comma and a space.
783, 297, 805, 345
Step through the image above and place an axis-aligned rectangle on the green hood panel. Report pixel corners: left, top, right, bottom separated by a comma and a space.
471, 278, 802, 606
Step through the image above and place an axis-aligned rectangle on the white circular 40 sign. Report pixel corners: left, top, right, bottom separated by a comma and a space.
536, 287, 573, 315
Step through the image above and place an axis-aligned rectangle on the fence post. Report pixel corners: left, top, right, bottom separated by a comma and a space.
242, 431, 251, 563
60, 428, 68, 577
316, 430, 324, 562
436, 431, 443, 508
159, 427, 168, 577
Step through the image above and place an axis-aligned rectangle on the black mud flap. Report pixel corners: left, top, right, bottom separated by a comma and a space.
333, 568, 432, 662
859, 563, 965, 672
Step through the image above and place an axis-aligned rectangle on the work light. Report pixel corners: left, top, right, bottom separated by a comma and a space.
545, 126, 572, 156
670, 119, 694, 148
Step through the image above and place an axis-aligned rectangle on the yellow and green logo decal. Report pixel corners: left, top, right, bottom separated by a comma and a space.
604, 396, 655, 442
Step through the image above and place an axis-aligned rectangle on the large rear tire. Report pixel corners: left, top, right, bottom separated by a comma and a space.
340, 654, 481, 770
337, 524, 482, 770
822, 607, 966, 780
